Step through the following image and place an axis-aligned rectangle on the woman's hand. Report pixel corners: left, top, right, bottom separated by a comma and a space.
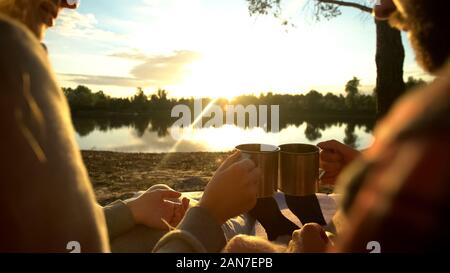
200, 152, 261, 225
317, 140, 361, 185
126, 189, 190, 230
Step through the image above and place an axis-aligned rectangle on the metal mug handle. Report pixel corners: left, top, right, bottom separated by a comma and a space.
319, 168, 326, 180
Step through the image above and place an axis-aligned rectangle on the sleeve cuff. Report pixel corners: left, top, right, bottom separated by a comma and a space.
103, 200, 136, 240
153, 206, 226, 253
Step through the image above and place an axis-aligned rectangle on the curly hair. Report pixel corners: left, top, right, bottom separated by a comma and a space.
389, 0, 450, 73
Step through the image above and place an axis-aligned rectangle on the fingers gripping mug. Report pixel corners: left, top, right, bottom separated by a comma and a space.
235, 144, 280, 198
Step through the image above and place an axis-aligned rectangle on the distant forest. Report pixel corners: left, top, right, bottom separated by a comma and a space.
63, 76, 426, 118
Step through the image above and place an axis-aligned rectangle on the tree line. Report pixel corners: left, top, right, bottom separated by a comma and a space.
63, 76, 425, 118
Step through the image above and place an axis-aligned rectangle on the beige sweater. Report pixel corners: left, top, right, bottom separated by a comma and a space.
0, 14, 225, 253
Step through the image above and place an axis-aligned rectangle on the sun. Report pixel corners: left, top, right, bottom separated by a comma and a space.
172, 54, 246, 100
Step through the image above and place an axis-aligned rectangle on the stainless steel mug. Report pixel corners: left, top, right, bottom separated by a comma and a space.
235, 144, 280, 198
278, 143, 320, 196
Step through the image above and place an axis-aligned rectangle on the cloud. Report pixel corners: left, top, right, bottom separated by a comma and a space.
52, 10, 123, 41
59, 73, 153, 88
109, 49, 201, 86
404, 64, 434, 80
59, 49, 200, 89
131, 50, 200, 84
108, 48, 149, 60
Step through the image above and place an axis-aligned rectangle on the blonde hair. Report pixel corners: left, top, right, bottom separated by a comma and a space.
0, 0, 29, 21
0, 0, 44, 39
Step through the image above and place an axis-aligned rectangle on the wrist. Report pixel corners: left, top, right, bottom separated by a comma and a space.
344, 151, 361, 165
125, 199, 141, 225
199, 201, 226, 225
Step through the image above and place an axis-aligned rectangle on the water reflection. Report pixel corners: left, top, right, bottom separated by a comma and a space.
73, 115, 376, 153
344, 123, 358, 148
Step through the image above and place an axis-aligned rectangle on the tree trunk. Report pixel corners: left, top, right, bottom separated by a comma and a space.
375, 19, 406, 119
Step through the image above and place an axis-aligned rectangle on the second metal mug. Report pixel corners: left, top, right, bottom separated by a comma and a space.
278, 144, 320, 196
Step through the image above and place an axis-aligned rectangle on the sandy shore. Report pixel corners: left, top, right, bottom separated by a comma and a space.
82, 151, 334, 206
82, 151, 231, 205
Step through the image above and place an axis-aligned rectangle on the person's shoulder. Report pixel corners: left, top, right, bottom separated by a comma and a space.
0, 14, 35, 44
0, 14, 52, 95
0, 13, 45, 61
374, 61, 450, 147
402, 61, 450, 113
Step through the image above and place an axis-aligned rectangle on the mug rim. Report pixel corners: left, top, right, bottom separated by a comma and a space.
235, 143, 280, 154
279, 143, 319, 155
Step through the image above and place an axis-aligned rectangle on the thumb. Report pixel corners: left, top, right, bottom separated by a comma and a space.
317, 140, 342, 152
182, 197, 190, 211
159, 190, 182, 199
217, 151, 242, 173
317, 140, 356, 160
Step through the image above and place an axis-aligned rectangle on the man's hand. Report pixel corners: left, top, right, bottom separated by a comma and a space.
317, 140, 361, 185
126, 189, 190, 230
373, 0, 397, 20
287, 224, 329, 253
200, 151, 261, 225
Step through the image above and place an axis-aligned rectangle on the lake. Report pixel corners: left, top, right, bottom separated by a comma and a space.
73, 115, 375, 153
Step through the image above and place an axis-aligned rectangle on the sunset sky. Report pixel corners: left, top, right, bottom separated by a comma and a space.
45, 0, 430, 99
